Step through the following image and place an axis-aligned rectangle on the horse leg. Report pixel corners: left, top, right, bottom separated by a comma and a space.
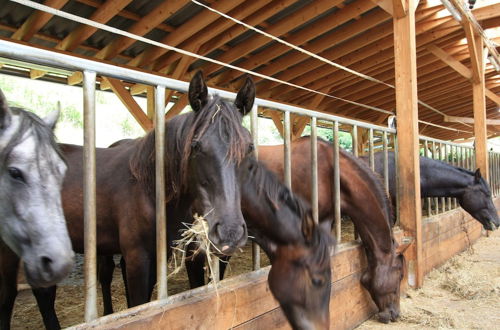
32, 286, 60, 330
219, 256, 230, 281
185, 244, 206, 288
123, 249, 152, 307
0, 243, 19, 330
97, 256, 115, 315
119, 257, 130, 307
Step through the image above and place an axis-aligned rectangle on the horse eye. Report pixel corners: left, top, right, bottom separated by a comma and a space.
311, 275, 325, 287
8, 167, 25, 182
191, 141, 201, 153
247, 143, 255, 154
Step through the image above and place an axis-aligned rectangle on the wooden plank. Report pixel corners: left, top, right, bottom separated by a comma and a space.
102, 77, 152, 131
11, 0, 69, 41
165, 94, 188, 121
463, 21, 481, 84
29, 69, 45, 79
370, 0, 393, 15
426, 43, 472, 80
472, 35, 489, 180
56, 0, 133, 52
146, 86, 155, 120
393, 0, 423, 288
444, 115, 500, 126
485, 89, 500, 106
392, 0, 407, 18
267, 110, 284, 138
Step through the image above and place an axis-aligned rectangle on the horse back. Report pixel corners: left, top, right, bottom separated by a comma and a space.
59, 143, 155, 255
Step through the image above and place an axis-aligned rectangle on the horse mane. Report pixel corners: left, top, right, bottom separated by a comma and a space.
244, 157, 333, 264
0, 107, 64, 174
129, 95, 250, 202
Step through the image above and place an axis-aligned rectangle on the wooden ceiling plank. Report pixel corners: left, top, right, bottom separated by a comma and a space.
151, 0, 270, 73
463, 21, 481, 84
75, 0, 175, 33
370, 0, 393, 15
57, 0, 133, 52
11, 0, 69, 41
103, 77, 152, 131
485, 89, 500, 106
213, 0, 378, 86
67, 0, 188, 84
201, 0, 345, 77
129, 0, 245, 68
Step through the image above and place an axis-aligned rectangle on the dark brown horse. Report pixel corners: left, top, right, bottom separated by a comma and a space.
238, 156, 333, 330
0, 72, 255, 330
364, 151, 499, 230
257, 136, 406, 323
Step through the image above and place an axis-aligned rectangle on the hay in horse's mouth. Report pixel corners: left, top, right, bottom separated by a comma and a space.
169, 213, 225, 287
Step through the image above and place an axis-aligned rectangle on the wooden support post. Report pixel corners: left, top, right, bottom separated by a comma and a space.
165, 94, 188, 121
267, 110, 284, 138
471, 35, 489, 180
146, 86, 155, 120
393, 0, 423, 288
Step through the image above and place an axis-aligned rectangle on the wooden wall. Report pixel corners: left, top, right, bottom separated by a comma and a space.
71, 199, 497, 330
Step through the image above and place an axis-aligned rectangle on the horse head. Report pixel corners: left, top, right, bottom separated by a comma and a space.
265, 215, 333, 330
181, 71, 255, 254
361, 242, 408, 323
0, 90, 73, 288
458, 169, 499, 231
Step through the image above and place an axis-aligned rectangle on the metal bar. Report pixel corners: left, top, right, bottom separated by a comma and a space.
369, 128, 375, 171
250, 104, 260, 271
155, 85, 167, 300
432, 141, 439, 215
383, 131, 389, 192
283, 111, 292, 190
333, 121, 341, 244
440, 143, 446, 213
352, 125, 358, 157
311, 117, 319, 224
83, 70, 97, 322
394, 136, 400, 226
445, 144, 451, 210
452, 145, 458, 208
423, 140, 432, 216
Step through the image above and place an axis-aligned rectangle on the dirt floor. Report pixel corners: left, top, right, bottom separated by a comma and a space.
358, 229, 500, 329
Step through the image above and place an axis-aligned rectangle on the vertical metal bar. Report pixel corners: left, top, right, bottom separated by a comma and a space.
369, 128, 374, 171
431, 141, 438, 215
423, 140, 431, 216
284, 111, 292, 190
250, 104, 260, 270
445, 144, 451, 210
452, 145, 458, 208
333, 121, 341, 244
311, 117, 319, 224
383, 131, 389, 193
440, 143, 446, 213
83, 71, 97, 322
155, 85, 167, 300
394, 136, 400, 226
352, 125, 358, 157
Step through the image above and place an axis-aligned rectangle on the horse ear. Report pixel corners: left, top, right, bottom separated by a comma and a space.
188, 71, 208, 113
234, 76, 255, 117
395, 242, 411, 255
301, 212, 316, 244
43, 109, 60, 131
0, 89, 12, 130
474, 168, 482, 182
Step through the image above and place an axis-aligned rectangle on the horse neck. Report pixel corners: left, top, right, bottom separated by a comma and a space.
420, 157, 474, 198
339, 150, 394, 255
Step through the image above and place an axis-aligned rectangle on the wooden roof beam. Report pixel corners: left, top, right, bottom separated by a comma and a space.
102, 77, 152, 131
201, 0, 345, 78
212, 0, 378, 86
150, 0, 272, 73
128, 0, 244, 68
56, 0, 133, 52
444, 115, 500, 126
11, 0, 69, 41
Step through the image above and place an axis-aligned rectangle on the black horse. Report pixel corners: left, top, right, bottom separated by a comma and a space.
366, 151, 499, 230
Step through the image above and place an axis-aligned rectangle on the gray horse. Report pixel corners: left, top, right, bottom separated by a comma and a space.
0, 89, 73, 289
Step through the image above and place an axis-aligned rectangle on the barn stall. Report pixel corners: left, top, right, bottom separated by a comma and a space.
0, 0, 499, 328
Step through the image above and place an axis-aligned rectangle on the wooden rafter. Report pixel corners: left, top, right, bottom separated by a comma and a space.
11, 0, 69, 41
444, 115, 500, 126
102, 77, 152, 131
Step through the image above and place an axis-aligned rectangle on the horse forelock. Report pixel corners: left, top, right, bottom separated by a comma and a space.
176, 96, 249, 192
0, 107, 64, 175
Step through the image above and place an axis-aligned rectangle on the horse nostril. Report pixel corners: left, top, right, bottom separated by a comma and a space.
40, 256, 54, 275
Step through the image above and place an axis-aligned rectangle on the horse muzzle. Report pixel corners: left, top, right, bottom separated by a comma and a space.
24, 250, 74, 288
